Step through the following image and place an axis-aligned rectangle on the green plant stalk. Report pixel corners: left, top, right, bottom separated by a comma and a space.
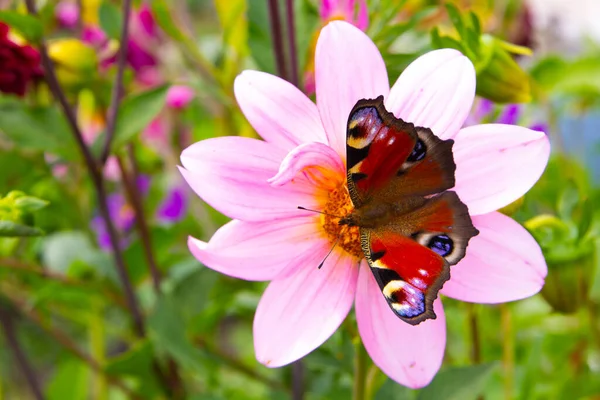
89, 300, 107, 400
0, 301, 44, 400
364, 364, 384, 400
467, 303, 482, 364
501, 304, 514, 400
353, 337, 369, 400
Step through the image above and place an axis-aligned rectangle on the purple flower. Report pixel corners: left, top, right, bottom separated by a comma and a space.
157, 186, 187, 223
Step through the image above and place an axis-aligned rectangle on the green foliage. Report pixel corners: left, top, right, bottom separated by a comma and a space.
418, 364, 497, 400
0, 11, 43, 42
431, 4, 531, 103
0, 97, 78, 160
112, 85, 169, 149
0, 191, 48, 236
99, 1, 123, 40
0, 1, 599, 399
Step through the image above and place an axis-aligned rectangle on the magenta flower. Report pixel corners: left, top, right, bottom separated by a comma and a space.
179, 21, 549, 387
321, 0, 368, 30
166, 85, 195, 109
55, 1, 79, 29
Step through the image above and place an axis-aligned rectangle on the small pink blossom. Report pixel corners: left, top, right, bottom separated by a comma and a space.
166, 85, 195, 109
180, 21, 550, 388
55, 1, 79, 29
321, 0, 368, 30
305, 0, 368, 94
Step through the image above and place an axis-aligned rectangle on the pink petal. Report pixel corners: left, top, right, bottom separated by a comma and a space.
254, 251, 359, 367
441, 212, 547, 303
315, 21, 389, 156
385, 49, 475, 140
187, 217, 325, 281
268, 142, 344, 188
356, 262, 446, 389
234, 70, 327, 151
180, 137, 320, 221
453, 124, 550, 216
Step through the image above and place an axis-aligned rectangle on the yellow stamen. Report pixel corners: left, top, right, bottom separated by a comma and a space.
321, 183, 363, 259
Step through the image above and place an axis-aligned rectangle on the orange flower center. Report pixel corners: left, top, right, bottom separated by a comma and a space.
321, 182, 363, 259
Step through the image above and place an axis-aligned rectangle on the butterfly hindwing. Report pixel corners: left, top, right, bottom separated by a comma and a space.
361, 229, 449, 325
391, 191, 479, 265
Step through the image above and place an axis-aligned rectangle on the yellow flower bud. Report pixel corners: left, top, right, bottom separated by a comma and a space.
47, 39, 98, 88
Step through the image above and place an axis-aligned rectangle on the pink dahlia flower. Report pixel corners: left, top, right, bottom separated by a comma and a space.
179, 21, 549, 388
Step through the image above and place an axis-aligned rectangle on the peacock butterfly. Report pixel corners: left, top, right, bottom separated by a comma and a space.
339, 95, 479, 325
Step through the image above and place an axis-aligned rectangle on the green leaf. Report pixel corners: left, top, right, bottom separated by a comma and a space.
376, 379, 415, 400
0, 11, 43, 42
112, 85, 169, 150
41, 231, 115, 279
147, 296, 208, 374
105, 340, 154, 376
13, 195, 49, 213
98, 1, 123, 39
417, 363, 496, 400
445, 3, 466, 39
578, 197, 594, 239
0, 100, 78, 160
247, 0, 275, 74
150, 0, 185, 41
0, 220, 44, 236
46, 359, 90, 400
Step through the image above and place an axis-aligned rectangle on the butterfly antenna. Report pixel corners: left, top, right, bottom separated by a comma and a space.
318, 236, 341, 269
297, 206, 343, 219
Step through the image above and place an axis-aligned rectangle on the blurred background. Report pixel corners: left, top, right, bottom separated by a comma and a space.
0, 0, 599, 399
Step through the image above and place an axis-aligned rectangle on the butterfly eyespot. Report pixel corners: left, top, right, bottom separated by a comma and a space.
407, 139, 426, 162
428, 234, 453, 257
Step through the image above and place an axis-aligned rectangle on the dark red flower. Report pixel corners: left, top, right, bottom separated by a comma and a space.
0, 22, 43, 97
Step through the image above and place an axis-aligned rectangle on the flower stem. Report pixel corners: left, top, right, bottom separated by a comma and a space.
467, 303, 482, 364
1, 288, 141, 398
284, 0, 298, 86
364, 364, 384, 399
0, 258, 127, 309
100, 0, 132, 164
500, 304, 514, 400
89, 300, 108, 400
267, 0, 288, 80
24, 0, 145, 339
117, 149, 162, 293
353, 336, 369, 400
0, 300, 44, 400
291, 360, 305, 400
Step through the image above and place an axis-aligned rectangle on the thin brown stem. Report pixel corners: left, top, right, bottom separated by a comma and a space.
117, 149, 161, 293
1, 291, 142, 399
0, 301, 45, 400
267, 0, 288, 80
284, 0, 298, 86
25, 0, 145, 339
291, 360, 304, 400
0, 258, 127, 308
96, 178, 146, 336
100, 0, 132, 164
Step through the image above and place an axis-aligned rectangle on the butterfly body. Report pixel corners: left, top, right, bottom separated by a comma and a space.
343, 96, 479, 325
